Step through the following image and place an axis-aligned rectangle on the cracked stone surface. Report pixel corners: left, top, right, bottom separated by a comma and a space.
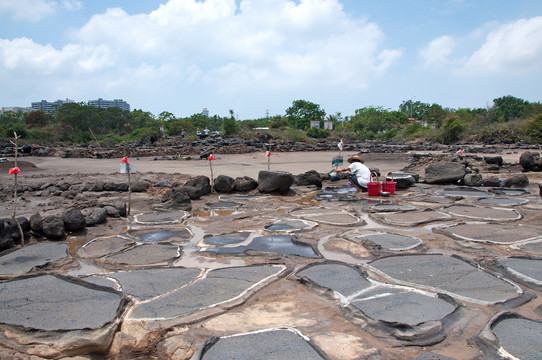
0, 242, 69, 276
368, 254, 522, 304
435, 223, 542, 244
440, 204, 521, 221
194, 328, 328, 360
129, 265, 284, 320
343, 230, 422, 251
0, 274, 124, 330
290, 207, 360, 225
371, 210, 452, 226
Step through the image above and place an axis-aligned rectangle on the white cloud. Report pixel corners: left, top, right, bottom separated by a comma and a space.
0, 0, 402, 115
419, 35, 456, 68
463, 16, 542, 73
0, 0, 56, 22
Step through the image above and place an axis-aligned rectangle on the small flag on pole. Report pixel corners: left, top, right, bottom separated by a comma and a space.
9, 167, 20, 175
208, 154, 215, 161
121, 156, 129, 164
266, 151, 270, 157
338, 139, 343, 151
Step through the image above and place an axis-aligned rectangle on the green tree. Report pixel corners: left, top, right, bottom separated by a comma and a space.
223, 109, 239, 135
285, 99, 325, 130
493, 95, 527, 121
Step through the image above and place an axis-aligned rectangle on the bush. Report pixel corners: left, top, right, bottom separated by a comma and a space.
306, 127, 330, 138
523, 114, 542, 143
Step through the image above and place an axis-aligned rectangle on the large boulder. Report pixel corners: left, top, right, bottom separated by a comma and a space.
387, 172, 417, 189
483, 177, 501, 187
484, 156, 503, 167
160, 188, 192, 211
29, 213, 43, 234
234, 176, 258, 192
42, 215, 65, 239
132, 180, 151, 192
519, 151, 542, 172
84, 208, 108, 226
464, 173, 483, 187
258, 171, 295, 195
63, 209, 87, 232
425, 162, 466, 184
182, 176, 211, 199
214, 175, 235, 193
294, 170, 322, 188
502, 174, 529, 188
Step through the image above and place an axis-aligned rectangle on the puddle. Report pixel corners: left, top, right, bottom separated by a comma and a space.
203, 235, 319, 258
127, 227, 192, 243
264, 219, 316, 232
192, 210, 246, 217
133, 210, 190, 225
68, 238, 87, 258
203, 232, 251, 246
204, 201, 243, 209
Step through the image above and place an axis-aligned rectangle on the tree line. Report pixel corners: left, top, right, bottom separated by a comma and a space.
1, 95, 541, 145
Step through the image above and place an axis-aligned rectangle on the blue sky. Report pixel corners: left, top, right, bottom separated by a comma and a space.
1, 0, 542, 119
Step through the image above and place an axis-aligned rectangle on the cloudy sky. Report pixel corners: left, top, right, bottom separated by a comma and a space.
1, 0, 542, 119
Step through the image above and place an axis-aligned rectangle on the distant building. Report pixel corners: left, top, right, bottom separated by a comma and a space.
323, 121, 333, 130
1, 106, 33, 115
201, 106, 209, 116
310, 120, 320, 128
31, 99, 64, 113
88, 98, 130, 111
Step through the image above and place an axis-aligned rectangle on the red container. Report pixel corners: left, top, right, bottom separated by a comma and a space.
367, 181, 381, 196
382, 172, 396, 195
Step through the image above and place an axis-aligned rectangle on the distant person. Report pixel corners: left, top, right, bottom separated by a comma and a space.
334, 155, 371, 192
196, 128, 202, 136
204, 127, 210, 136
181, 129, 185, 138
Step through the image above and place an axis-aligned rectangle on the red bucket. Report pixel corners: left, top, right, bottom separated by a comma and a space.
367, 182, 381, 196
382, 172, 396, 195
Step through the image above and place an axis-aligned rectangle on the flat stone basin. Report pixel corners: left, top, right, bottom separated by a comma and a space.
479, 313, 542, 360
129, 265, 285, 320
368, 254, 522, 304
437, 188, 492, 197
264, 219, 316, 232
77, 235, 135, 259
511, 239, 542, 255
370, 203, 416, 212
98, 244, 181, 269
204, 201, 243, 209
372, 210, 451, 227
0, 242, 69, 276
344, 230, 422, 251
203, 232, 251, 246
441, 205, 521, 221
0, 274, 124, 331
133, 210, 190, 225
477, 197, 529, 207
351, 288, 456, 326
489, 188, 529, 196
297, 263, 372, 298
194, 328, 328, 360
435, 223, 542, 244
127, 227, 192, 243
290, 207, 360, 225
203, 235, 318, 258
493, 257, 542, 290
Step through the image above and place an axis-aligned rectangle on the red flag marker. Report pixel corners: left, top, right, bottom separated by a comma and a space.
208, 154, 215, 161
121, 156, 129, 164
9, 167, 20, 175
266, 151, 270, 157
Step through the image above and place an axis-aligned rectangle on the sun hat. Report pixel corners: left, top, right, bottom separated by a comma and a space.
347, 155, 365, 164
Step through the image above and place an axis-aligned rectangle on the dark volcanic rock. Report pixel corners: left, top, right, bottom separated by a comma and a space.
234, 176, 258, 192
160, 188, 192, 211
464, 173, 483, 187
519, 151, 542, 171
214, 175, 235, 193
425, 162, 466, 184
42, 215, 65, 239
181, 176, 211, 199
29, 213, 43, 234
502, 173, 529, 188
258, 171, 295, 195
132, 180, 151, 192
294, 170, 322, 188
62, 209, 87, 232
84, 208, 108, 226
483, 177, 502, 187
484, 156, 503, 167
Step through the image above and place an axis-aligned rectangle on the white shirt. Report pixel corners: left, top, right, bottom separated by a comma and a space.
348, 162, 371, 187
